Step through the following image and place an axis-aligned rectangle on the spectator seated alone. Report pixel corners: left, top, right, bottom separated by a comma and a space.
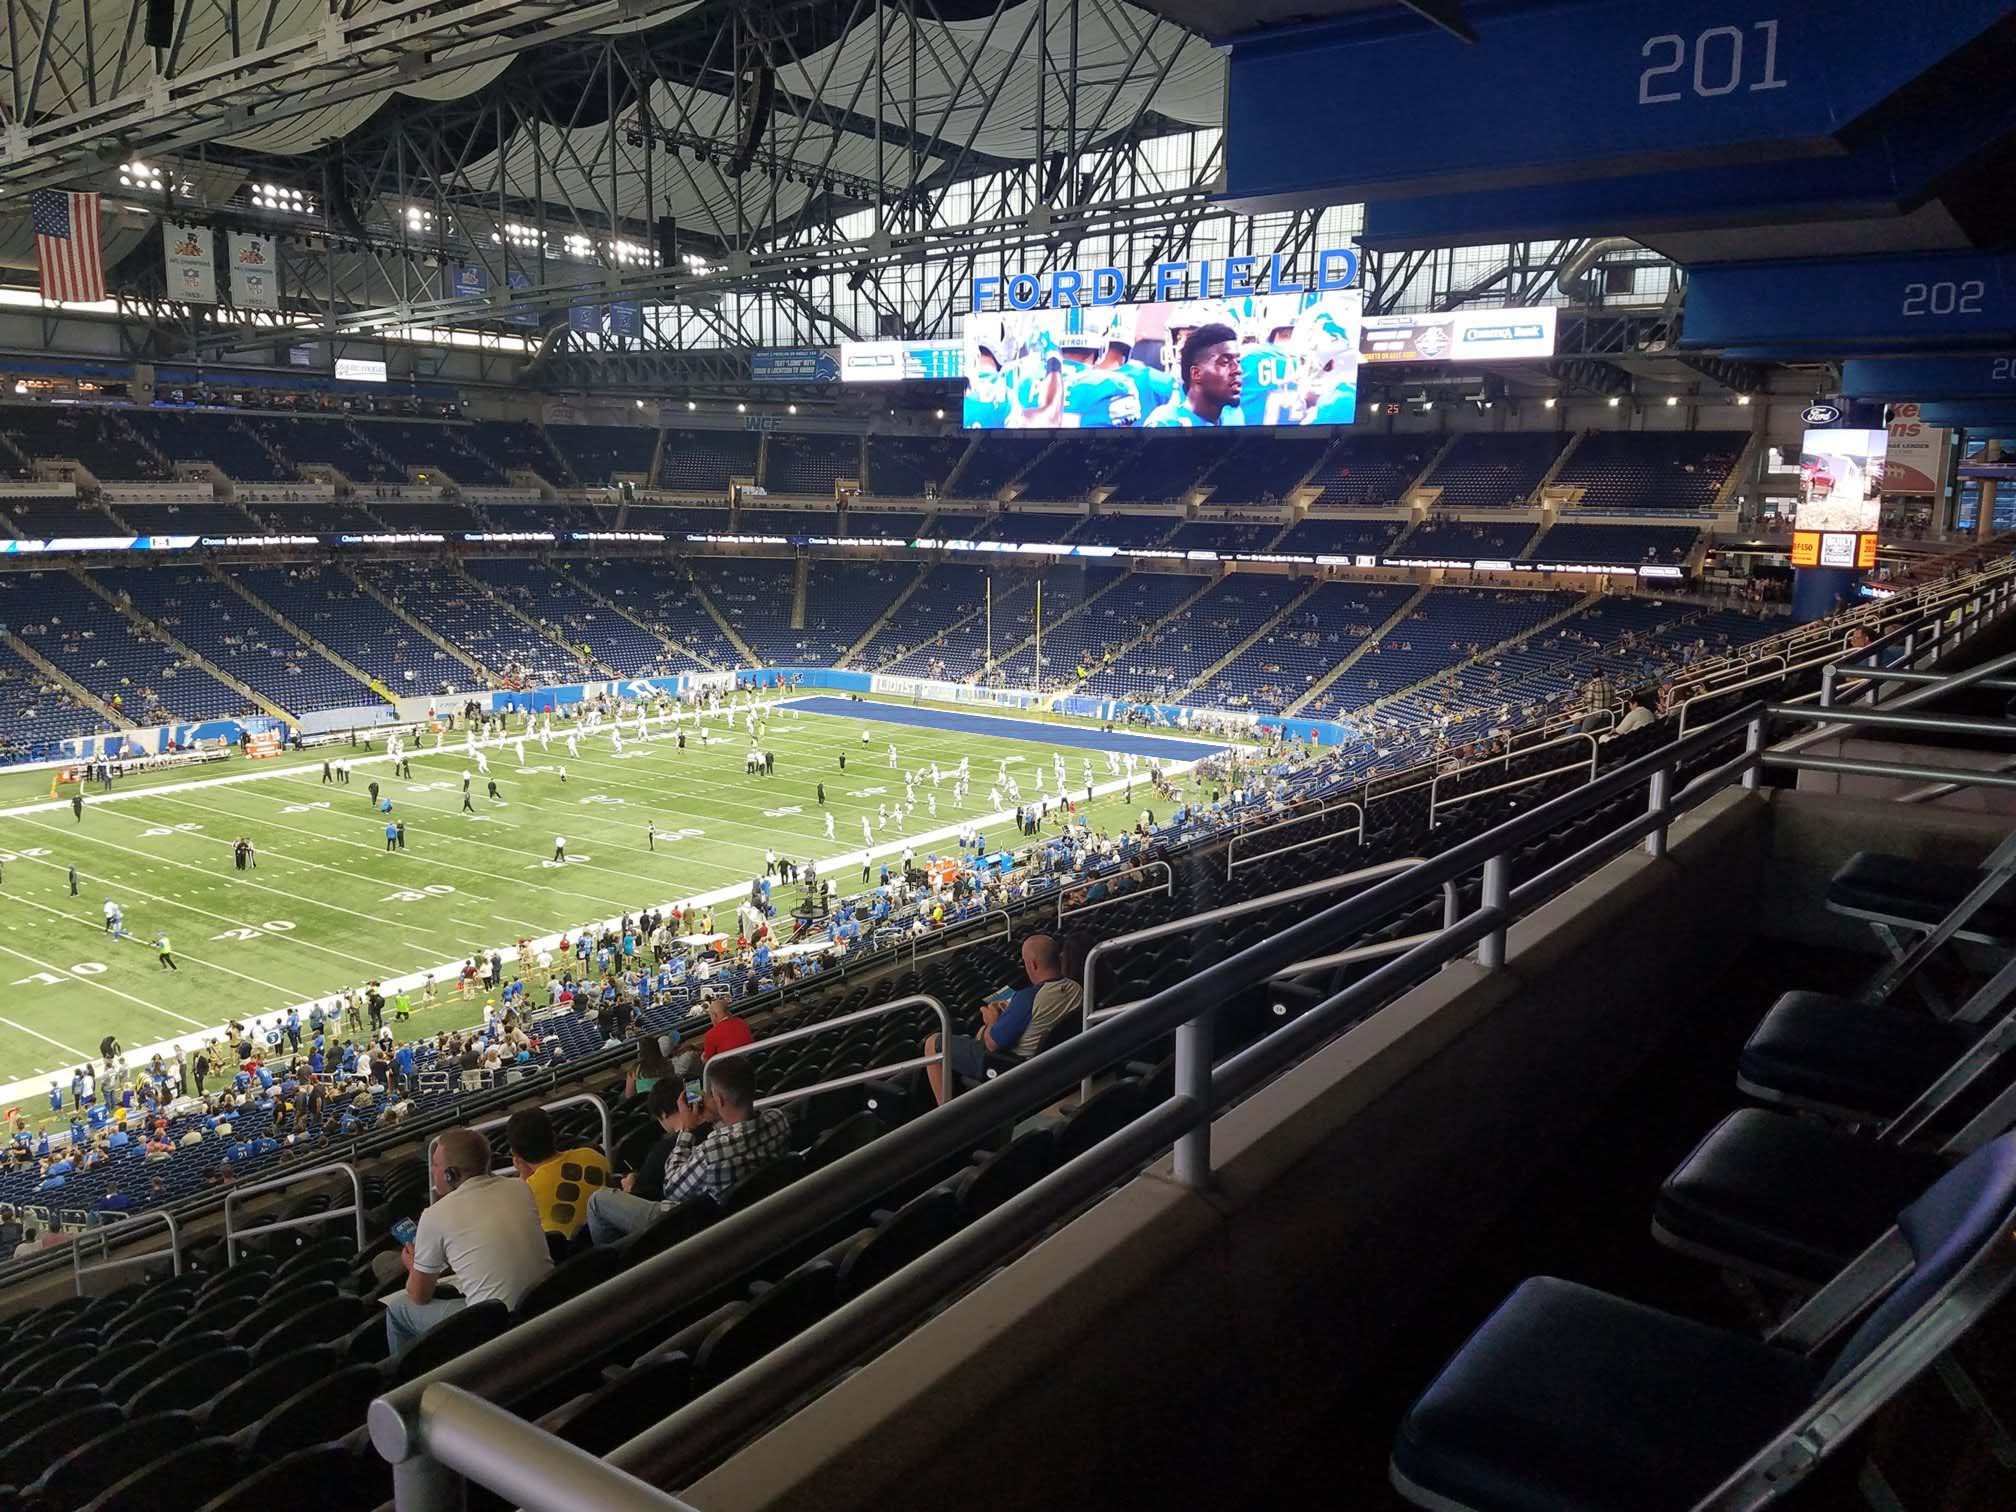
924, 932, 1084, 1105
506, 1106, 611, 1244
383, 1125, 552, 1351
584, 1054, 792, 1245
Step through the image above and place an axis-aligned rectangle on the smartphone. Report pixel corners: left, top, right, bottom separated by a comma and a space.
391, 1217, 418, 1246
684, 1079, 704, 1106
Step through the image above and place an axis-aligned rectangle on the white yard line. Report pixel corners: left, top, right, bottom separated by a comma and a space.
0, 939, 207, 1033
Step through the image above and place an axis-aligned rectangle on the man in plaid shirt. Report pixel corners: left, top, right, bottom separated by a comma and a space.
587, 1053, 794, 1245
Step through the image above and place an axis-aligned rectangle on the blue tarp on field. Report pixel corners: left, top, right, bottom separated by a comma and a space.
778, 696, 1231, 761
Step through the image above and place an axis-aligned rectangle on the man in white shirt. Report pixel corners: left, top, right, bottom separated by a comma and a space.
386, 1126, 551, 1353
1612, 692, 1657, 736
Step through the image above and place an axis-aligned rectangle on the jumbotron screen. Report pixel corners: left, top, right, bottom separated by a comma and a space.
960, 292, 1362, 430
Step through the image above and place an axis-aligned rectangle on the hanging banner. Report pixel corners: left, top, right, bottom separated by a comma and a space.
1883, 403, 1954, 497
227, 231, 278, 309
162, 221, 216, 304
504, 270, 537, 328
568, 304, 600, 336
606, 301, 642, 340
450, 263, 489, 299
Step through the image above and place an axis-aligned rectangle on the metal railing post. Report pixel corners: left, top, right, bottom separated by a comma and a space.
1442, 880, 1461, 930
1646, 767, 1672, 859
1477, 854, 1510, 969
1742, 716, 1764, 791
393, 1446, 467, 1512
1820, 663, 1836, 708
1171, 1011, 1214, 1190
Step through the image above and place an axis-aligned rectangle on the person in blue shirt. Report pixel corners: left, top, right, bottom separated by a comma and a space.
286, 1009, 302, 1051
394, 1043, 416, 1089
1144, 323, 1244, 428
385, 820, 398, 851
309, 1048, 325, 1076
47, 1083, 61, 1115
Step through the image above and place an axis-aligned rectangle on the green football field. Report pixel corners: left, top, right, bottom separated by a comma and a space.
0, 700, 1205, 1100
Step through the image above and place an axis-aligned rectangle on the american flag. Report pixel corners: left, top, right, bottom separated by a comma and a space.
31, 190, 105, 304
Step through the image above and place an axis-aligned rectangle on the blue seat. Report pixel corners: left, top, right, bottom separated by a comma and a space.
1390, 1132, 2016, 1512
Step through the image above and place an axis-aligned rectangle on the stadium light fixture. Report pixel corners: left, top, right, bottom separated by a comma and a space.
118, 160, 163, 192
935, 408, 945, 419
1666, 395, 1679, 406
1607, 396, 1621, 407
686, 400, 696, 411
737, 402, 747, 412
1736, 393, 1752, 405
787, 404, 797, 414
1542, 397, 1556, 409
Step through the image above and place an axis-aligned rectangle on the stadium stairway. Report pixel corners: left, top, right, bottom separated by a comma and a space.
833, 565, 930, 670
1349, 588, 1601, 726
986, 568, 1139, 680
74, 568, 296, 722
1406, 434, 1462, 499
690, 567, 762, 666
936, 439, 981, 498
1284, 587, 1430, 716
229, 418, 297, 482
549, 562, 734, 674
340, 569, 491, 685
1055, 574, 1225, 694
1176, 578, 1329, 704
1, 630, 132, 729
1529, 428, 1586, 498
211, 567, 398, 703
455, 563, 621, 679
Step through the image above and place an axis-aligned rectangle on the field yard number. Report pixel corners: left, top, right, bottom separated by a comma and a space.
384, 884, 456, 903
282, 801, 332, 814
141, 823, 201, 838
13, 961, 107, 986
0, 849, 50, 862
579, 794, 624, 805
763, 806, 804, 818
210, 921, 296, 941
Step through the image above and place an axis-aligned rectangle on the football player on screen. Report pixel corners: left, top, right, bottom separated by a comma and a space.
1295, 308, 1360, 427
1055, 310, 1145, 428
1143, 322, 1245, 428
963, 321, 1013, 429
1237, 301, 1304, 427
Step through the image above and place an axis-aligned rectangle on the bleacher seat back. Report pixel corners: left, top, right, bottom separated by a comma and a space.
337, 1311, 395, 1366
381, 1299, 509, 1385
81, 1436, 248, 1512
131, 1341, 252, 1407
614, 1197, 718, 1267
101, 1305, 187, 1348
249, 1295, 367, 1363
52, 1340, 155, 1391
104, 1329, 226, 1399
803, 1112, 885, 1172
513, 1245, 625, 1320
0, 1388, 105, 1451
245, 1363, 382, 1457
1053, 1079, 1149, 1165
202, 1344, 339, 1433
695, 1261, 838, 1381
229, 1280, 338, 1343
1820, 1130, 2016, 1392
0, 1401, 123, 1487
164, 1301, 245, 1343
271, 1234, 356, 1284
195, 1441, 388, 1512
954, 1128, 1059, 1221
549, 1353, 697, 1458
837, 1188, 963, 1301
32, 1408, 198, 1505
719, 1153, 809, 1216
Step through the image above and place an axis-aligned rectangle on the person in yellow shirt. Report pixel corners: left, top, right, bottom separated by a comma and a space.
505, 1107, 610, 1243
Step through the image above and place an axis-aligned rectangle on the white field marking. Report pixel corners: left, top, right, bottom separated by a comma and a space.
95, 803, 458, 938
0, 841, 399, 977
0, 1013, 88, 1061
3, 887, 311, 1001
131, 791, 654, 910
9, 811, 454, 940
0, 939, 207, 1030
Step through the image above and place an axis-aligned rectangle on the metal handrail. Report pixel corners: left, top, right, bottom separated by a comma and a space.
1082, 857, 1426, 1029
1058, 860, 1174, 927
224, 1160, 365, 1265
1225, 798, 1364, 879
704, 994, 954, 1108
1428, 733, 1598, 828
428, 1093, 616, 1195
70, 1209, 180, 1295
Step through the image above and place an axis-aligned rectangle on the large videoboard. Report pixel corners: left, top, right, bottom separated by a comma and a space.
960, 292, 1363, 430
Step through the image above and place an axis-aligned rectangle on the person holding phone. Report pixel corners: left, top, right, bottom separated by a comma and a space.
384, 1126, 551, 1353
585, 1056, 792, 1246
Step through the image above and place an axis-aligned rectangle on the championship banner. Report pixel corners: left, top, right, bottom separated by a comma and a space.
163, 221, 216, 304
227, 231, 278, 309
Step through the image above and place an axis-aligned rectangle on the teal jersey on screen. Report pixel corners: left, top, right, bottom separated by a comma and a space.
1239, 343, 1300, 426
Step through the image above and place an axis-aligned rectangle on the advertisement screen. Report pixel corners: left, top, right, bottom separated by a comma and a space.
1882, 404, 1951, 497
1359, 306, 1558, 364
334, 357, 387, 383
1796, 428, 1886, 533
961, 292, 1361, 430
840, 339, 963, 383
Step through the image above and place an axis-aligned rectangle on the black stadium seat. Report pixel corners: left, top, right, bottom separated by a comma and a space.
141, 1345, 253, 1408
695, 1261, 839, 1382
196, 1441, 389, 1512
31, 1409, 201, 1507
244, 1364, 384, 1457
81, 1436, 249, 1512
1390, 1133, 2016, 1512
380, 1299, 510, 1385
513, 1245, 625, 1320
201, 1344, 341, 1434
1736, 991, 1981, 1122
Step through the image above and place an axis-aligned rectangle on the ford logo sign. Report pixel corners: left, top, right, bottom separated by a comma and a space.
1802, 403, 1843, 426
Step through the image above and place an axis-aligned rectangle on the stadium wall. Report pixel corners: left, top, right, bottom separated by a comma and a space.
682, 787, 1768, 1512
59, 714, 288, 761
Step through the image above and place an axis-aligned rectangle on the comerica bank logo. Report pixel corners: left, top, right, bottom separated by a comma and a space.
1802, 403, 1843, 425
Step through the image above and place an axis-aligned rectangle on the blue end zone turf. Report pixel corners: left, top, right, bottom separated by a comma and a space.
780, 696, 1232, 761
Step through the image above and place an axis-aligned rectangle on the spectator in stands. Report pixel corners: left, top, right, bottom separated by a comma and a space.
1613, 692, 1656, 736
505, 1107, 611, 1243
385, 1126, 552, 1351
700, 990, 753, 1062
618, 1081, 687, 1204
923, 933, 1083, 1105
624, 1036, 670, 1100
584, 1056, 792, 1245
